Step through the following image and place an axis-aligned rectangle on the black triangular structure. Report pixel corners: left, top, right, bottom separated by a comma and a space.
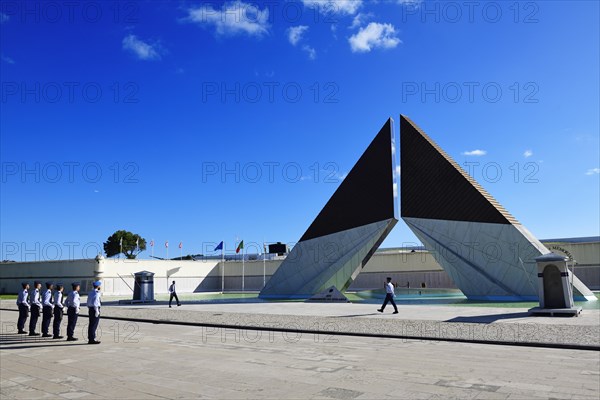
300, 118, 397, 242
400, 115, 516, 224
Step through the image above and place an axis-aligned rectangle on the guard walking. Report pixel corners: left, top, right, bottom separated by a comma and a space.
168, 280, 181, 308
28, 281, 42, 336
87, 280, 102, 344
16, 282, 30, 334
65, 282, 81, 341
41, 282, 54, 337
53, 283, 65, 339
377, 277, 399, 314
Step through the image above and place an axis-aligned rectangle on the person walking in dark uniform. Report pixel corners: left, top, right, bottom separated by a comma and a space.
377, 277, 399, 314
53, 283, 65, 339
41, 282, 54, 337
65, 282, 81, 341
86, 280, 102, 344
168, 280, 181, 308
16, 282, 30, 334
29, 281, 42, 336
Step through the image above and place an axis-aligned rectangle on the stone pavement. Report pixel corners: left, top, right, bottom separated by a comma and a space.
1, 309, 600, 400
102, 300, 600, 326
4, 300, 596, 349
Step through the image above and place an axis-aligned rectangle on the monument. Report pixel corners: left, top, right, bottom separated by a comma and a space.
259, 115, 595, 301
399, 115, 595, 301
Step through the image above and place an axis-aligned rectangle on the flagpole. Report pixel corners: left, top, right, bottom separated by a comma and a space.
151, 239, 154, 258
221, 241, 225, 294
263, 241, 266, 288
242, 244, 245, 292
166, 241, 169, 260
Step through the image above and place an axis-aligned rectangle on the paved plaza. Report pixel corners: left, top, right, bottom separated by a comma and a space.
9, 299, 595, 348
1, 301, 599, 400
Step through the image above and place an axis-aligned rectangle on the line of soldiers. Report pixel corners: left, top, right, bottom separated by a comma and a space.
16, 280, 102, 345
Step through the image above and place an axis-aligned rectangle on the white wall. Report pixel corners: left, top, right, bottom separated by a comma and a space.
1, 242, 597, 294
0, 258, 220, 296
97, 258, 221, 295
0, 259, 97, 294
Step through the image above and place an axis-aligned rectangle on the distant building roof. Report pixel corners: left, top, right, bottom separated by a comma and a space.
540, 236, 600, 244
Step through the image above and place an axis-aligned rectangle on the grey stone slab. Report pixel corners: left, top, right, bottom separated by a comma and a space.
59, 392, 94, 399
318, 387, 364, 399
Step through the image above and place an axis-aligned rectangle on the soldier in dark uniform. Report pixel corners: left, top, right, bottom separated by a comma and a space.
41, 282, 54, 337
16, 282, 30, 334
28, 281, 42, 336
65, 282, 80, 341
53, 283, 65, 339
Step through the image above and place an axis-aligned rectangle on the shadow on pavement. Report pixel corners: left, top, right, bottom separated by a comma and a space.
445, 312, 531, 324
1, 342, 88, 350
0, 334, 88, 349
332, 313, 381, 318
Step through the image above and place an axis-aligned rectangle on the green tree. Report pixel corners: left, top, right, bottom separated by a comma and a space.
104, 230, 146, 259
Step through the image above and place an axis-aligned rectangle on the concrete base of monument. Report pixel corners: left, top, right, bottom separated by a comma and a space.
528, 306, 583, 317
306, 286, 349, 302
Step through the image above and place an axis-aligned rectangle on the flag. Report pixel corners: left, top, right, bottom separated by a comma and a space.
236, 240, 244, 254
214, 241, 223, 251
179, 242, 183, 249
165, 241, 169, 248
150, 240, 154, 247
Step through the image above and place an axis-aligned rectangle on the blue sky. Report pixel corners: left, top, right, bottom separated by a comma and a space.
1, 0, 599, 261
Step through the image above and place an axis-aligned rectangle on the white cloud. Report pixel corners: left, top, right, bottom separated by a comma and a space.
303, 0, 362, 15
575, 134, 596, 143
462, 149, 487, 156
287, 26, 316, 59
0, 12, 9, 23
349, 12, 374, 29
185, 1, 270, 37
122, 34, 162, 60
396, 0, 423, 6
585, 168, 600, 176
287, 25, 309, 46
1, 54, 15, 64
523, 150, 533, 158
348, 22, 401, 53
302, 45, 317, 60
